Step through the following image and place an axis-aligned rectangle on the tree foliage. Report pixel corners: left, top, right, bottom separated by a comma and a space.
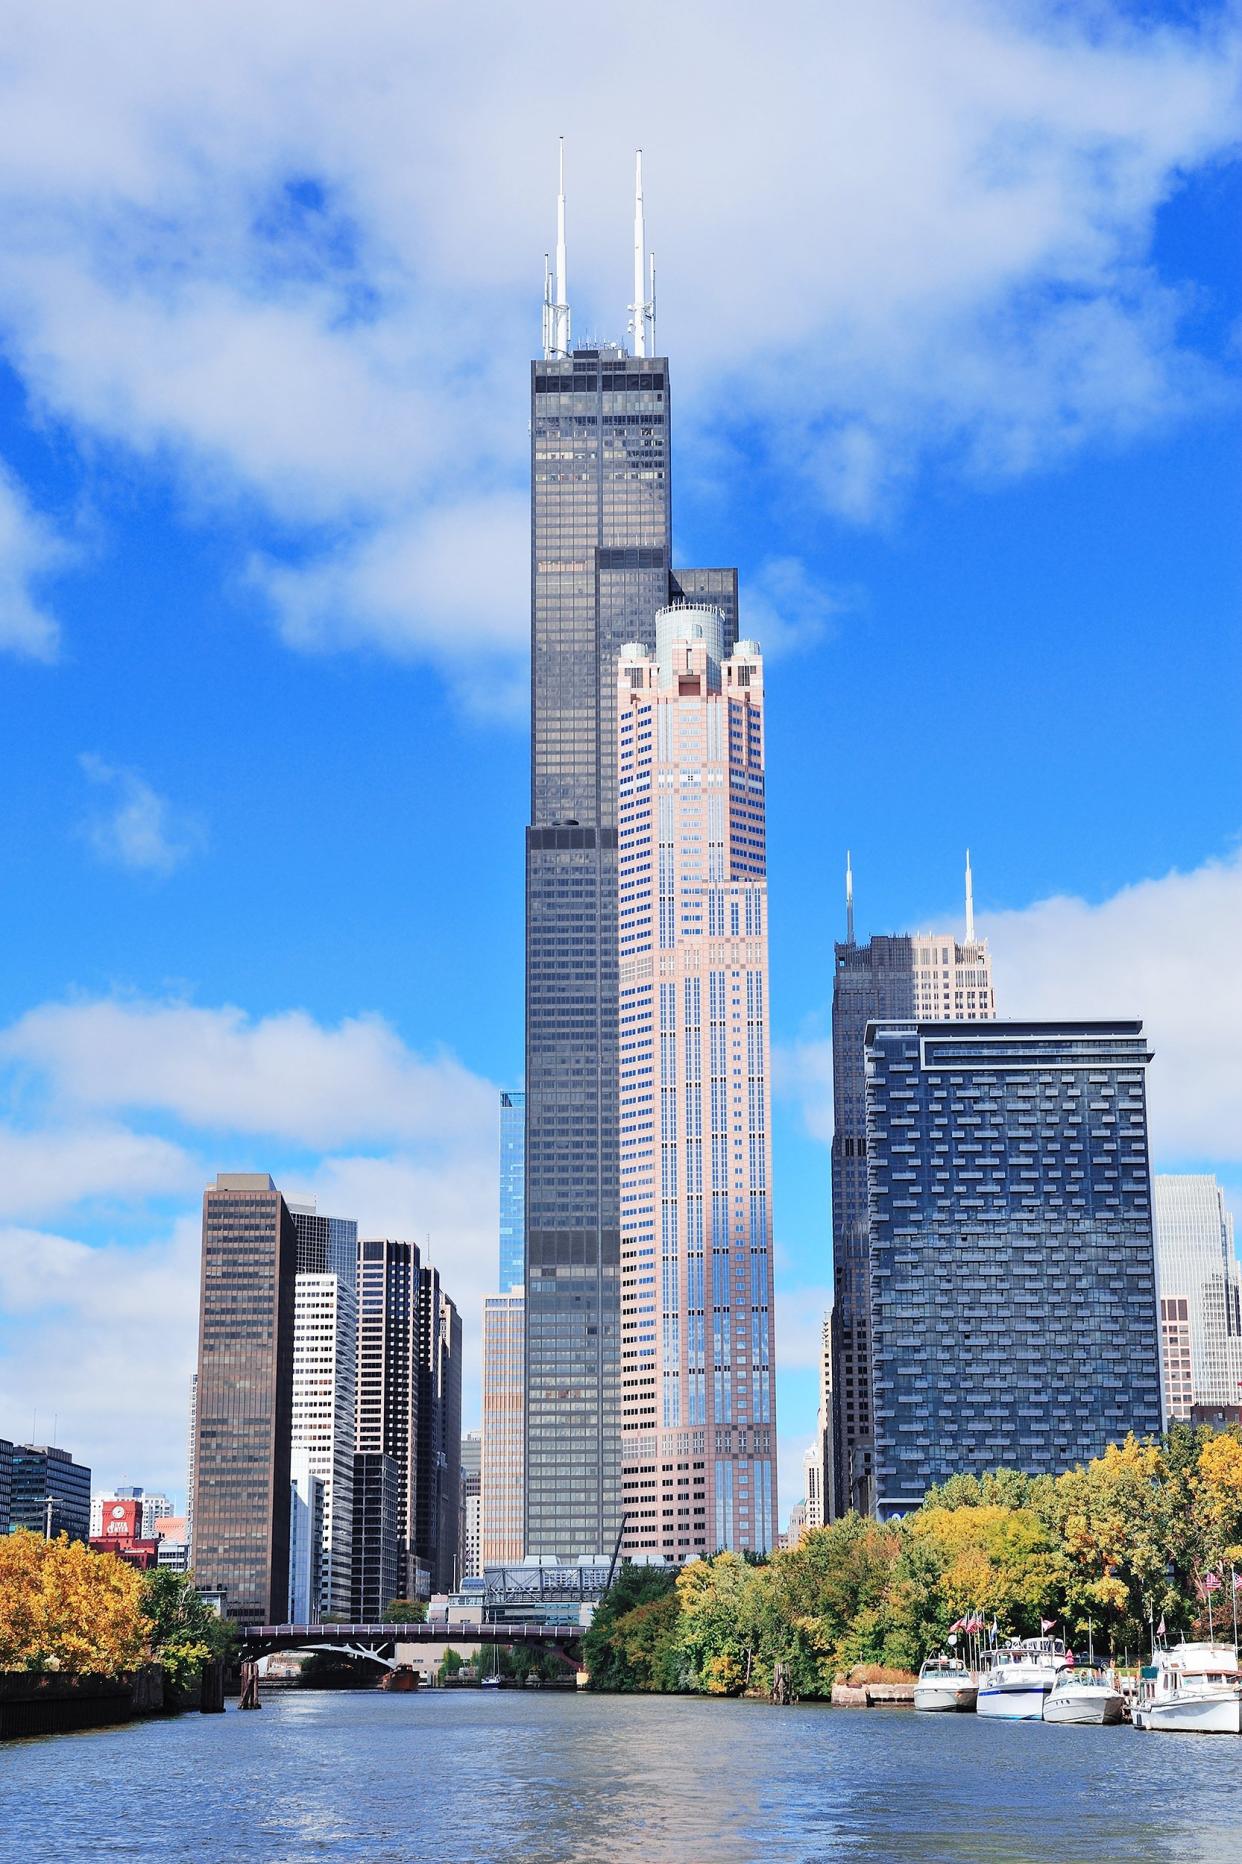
141, 1567, 236, 1687
0, 1530, 148, 1676
584, 1427, 1242, 1696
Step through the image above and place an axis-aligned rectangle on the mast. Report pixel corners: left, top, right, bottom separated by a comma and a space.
965, 848, 975, 945
628, 149, 655, 357
845, 850, 854, 946
544, 138, 570, 359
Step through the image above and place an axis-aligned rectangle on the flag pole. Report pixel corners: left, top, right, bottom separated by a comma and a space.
1232, 1564, 1238, 1655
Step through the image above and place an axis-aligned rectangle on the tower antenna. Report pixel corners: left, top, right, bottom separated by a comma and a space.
628, 150, 656, 357
846, 850, 854, 945
965, 848, 975, 945
545, 138, 570, 359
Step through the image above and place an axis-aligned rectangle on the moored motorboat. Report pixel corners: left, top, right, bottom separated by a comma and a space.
976, 1637, 1067, 1721
1043, 1661, 1123, 1725
1133, 1643, 1242, 1734
914, 1653, 978, 1712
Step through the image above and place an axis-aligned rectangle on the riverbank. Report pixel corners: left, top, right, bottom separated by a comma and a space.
0, 1662, 225, 1739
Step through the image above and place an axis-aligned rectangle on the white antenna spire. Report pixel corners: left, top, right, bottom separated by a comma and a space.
846, 849, 854, 945
545, 138, 570, 359
965, 848, 975, 945
628, 149, 656, 357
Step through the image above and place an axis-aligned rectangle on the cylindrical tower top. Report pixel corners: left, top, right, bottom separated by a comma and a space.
655, 602, 726, 681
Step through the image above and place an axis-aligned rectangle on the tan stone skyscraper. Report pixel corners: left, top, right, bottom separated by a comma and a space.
616, 607, 777, 1560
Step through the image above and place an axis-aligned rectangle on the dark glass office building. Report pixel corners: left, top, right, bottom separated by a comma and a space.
0, 1436, 12, 1536
829, 934, 917, 1519
9, 1443, 91, 1541
356, 1238, 423, 1598
416, 1265, 462, 1593
526, 340, 737, 1556
190, 1173, 296, 1626
290, 1203, 358, 1288
865, 1021, 1163, 1518
351, 1451, 400, 1620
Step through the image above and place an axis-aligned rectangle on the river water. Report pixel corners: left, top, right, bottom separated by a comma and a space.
4, 1689, 1241, 1862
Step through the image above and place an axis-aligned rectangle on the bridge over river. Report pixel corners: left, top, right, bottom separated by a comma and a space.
242, 1620, 585, 1671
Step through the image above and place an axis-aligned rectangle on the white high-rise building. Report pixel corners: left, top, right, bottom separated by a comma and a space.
1154, 1175, 1242, 1420
459, 1429, 482, 1581
291, 1272, 357, 1616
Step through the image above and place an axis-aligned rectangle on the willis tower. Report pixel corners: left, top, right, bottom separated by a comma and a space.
525, 146, 737, 1554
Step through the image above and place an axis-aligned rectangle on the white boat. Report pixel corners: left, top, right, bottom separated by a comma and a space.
976, 1637, 1067, 1721
914, 1653, 978, 1713
1133, 1643, 1242, 1734
1043, 1661, 1124, 1725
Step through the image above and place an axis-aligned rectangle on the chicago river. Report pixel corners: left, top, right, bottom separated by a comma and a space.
4, 1690, 1240, 1862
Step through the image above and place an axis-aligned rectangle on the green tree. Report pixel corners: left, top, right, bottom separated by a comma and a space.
582, 1564, 677, 1690
142, 1568, 236, 1688
383, 1597, 427, 1623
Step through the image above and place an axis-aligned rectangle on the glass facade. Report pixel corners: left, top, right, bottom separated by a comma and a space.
1154, 1175, 1242, 1418
482, 1290, 526, 1566
191, 1174, 296, 1625
499, 1090, 526, 1292
351, 1451, 400, 1620
525, 340, 737, 1556
865, 1021, 1163, 1517
417, 1264, 462, 1594
290, 1203, 359, 1290
9, 1443, 91, 1541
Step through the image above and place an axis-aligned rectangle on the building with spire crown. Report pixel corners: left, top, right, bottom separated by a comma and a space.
524, 145, 741, 1557
826, 856, 995, 1518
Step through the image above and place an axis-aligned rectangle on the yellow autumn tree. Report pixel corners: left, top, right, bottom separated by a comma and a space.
0, 1530, 149, 1676
909, 1503, 1061, 1631
1190, 1431, 1242, 1570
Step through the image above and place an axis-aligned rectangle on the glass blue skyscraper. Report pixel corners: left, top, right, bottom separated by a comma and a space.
866, 1020, 1163, 1518
499, 1090, 525, 1291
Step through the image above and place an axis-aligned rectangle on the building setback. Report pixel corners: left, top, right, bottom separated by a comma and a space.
524, 153, 738, 1555
10, 1444, 91, 1541
829, 862, 995, 1517
1154, 1175, 1242, 1420
616, 611, 777, 1559
190, 1173, 296, 1626
865, 1021, 1163, 1517
482, 1290, 526, 1567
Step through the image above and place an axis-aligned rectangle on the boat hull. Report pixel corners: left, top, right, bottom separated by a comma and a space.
1143, 1695, 1242, 1734
914, 1684, 978, 1713
1043, 1691, 1123, 1726
977, 1685, 1049, 1721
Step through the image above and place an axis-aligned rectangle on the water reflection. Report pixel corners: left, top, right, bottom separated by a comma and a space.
4, 1690, 1242, 1862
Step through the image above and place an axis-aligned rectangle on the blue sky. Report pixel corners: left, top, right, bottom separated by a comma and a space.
0, 1, 1239, 1518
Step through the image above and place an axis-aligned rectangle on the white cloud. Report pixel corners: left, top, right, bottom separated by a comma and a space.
251, 492, 528, 711
0, 1124, 196, 1222
0, 992, 501, 1485
0, 463, 64, 661
79, 754, 205, 876
778, 845, 1242, 1170
0, 996, 496, 1150
0, 1216, 200, 1496
986, 846, 1242, 1166
741, 558, 856, 658
0, 1, 1235, 672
